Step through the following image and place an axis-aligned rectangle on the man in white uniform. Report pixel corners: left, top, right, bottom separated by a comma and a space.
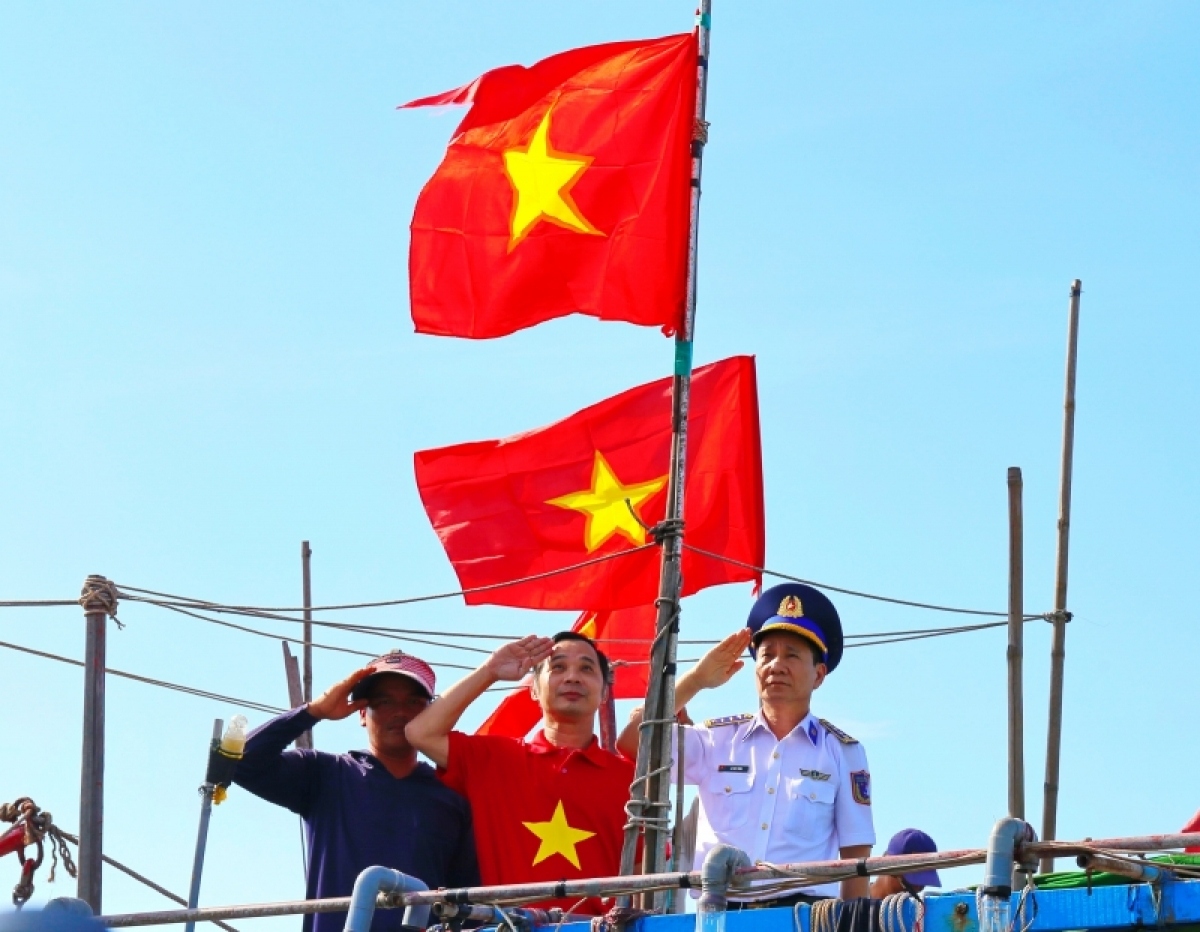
619, 583, 875, 906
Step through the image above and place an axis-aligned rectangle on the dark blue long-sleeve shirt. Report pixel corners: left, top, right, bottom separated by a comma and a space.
233, 707, 478, 932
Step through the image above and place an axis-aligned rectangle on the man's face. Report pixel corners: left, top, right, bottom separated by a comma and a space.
530, 639, 605, 723
754, 630, 827, 706
359, 675, 430, 758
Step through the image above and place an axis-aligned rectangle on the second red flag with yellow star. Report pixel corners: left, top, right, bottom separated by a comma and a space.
414, 356, 764, 610
403, 33, 697, 339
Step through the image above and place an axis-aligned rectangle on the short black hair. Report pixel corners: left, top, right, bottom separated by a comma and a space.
538, 631, 611, 683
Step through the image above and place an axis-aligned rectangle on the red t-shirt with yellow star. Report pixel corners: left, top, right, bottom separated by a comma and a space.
439, 729, 634, 914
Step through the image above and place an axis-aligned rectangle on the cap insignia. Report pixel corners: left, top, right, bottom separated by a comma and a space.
778, 595, 805, 618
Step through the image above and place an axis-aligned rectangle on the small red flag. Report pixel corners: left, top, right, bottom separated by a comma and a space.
1184, 809, 1200, 853
404, 33, 697, 339
415, 356, 764, 611
477, 605, 656, 738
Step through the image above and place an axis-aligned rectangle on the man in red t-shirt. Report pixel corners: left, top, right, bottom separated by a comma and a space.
406, 632, 634, 914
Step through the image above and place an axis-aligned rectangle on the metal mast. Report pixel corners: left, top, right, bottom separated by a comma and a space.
619, 0, 713, 901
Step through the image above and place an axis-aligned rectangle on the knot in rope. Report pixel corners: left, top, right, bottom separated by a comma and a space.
590, 904, 651, 932
1044, 609, 1072, 625
648, 518, 684, 546
693, 119, 710, 146
80, 575, 123, 628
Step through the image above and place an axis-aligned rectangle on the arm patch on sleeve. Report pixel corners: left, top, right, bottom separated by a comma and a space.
851, 770, 871, 805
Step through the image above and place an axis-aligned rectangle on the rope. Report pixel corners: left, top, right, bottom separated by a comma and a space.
0, 639, 284, 714
683, 545, 1048, 620
810, 899, 839, 932
80, 575, 123, 628
879, 893, 924, 932
590, 904, 651, 932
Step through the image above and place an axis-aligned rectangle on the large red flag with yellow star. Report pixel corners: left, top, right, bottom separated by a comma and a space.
414, 356, 764, 610
477, 605, 655, 737
403, 33, 696, 339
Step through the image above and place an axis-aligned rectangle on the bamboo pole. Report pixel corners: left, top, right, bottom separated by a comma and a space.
97, 832, 1200, 928
619, 1, 713, 906
1075, 852, 1167, 882
1007, 467, 1024, 819
1041, 279, 1082, 872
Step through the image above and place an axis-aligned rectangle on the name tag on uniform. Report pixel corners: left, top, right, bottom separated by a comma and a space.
799, 768, 831, 781
718, 764, 750, 773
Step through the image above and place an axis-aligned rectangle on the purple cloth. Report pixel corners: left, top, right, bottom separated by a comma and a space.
233, 707, 478, 932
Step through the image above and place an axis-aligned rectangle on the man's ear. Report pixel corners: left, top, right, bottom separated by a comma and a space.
813, 663, 828, 691
359, 707, 368, 726
528, 676, 540, 701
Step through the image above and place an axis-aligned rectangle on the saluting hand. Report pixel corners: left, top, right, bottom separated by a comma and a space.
486, 635, 555, 682
691, 629, 751, 690
308, 666, 373, 721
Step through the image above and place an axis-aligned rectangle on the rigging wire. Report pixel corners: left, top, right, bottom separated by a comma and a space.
0, 639, 284, 715
115, 544, 657, 614
683, 544, 1045, 620
152, 599, 480, 666
0, 599, 79, 607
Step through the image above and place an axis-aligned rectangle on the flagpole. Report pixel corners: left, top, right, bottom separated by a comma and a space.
619, 0, 712, 903
1040, 279, 1082, 872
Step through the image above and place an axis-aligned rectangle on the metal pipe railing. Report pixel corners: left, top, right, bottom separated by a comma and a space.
96, 831, 1200, 927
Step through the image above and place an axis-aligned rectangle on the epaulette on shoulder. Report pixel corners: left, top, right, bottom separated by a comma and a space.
704, 712, 754, 729
819, 718, 859, 745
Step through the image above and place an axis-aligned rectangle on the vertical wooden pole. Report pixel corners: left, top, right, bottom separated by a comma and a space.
598, 669, 617, 754
301, 541, 314, 748
78, 574, 115, 912
620, 2, 712, 908
1006, 467, 1025, 820
282, 642, 312, 749
1041, 279, 1082, 872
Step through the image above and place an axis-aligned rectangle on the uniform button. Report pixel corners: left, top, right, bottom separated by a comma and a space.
809, 792, 817, 800
761, 823, 768, 830
772, 752, 780, 760
724, 786, 731, 794
767, 787, 775, 795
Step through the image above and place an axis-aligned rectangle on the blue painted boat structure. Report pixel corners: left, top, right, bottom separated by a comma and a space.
558, 881, 1200, 932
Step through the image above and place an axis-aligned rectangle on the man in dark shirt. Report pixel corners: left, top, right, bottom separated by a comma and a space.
234, 651, 479, 932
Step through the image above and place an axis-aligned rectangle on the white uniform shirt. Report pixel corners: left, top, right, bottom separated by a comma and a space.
679, 710, 875, 899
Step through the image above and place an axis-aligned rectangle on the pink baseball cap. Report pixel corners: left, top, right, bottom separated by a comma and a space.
350, 650, 437, 701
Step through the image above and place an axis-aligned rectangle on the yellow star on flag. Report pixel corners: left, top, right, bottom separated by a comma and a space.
547, 452, 668, 552
522, 800, 596, 869
503, 107, 602, 248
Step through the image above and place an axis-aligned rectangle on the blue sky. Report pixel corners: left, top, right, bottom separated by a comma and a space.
2, 0, 1198, 924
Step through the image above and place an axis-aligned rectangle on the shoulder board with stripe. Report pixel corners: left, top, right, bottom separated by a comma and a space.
819, 718, 859, 745
704, 713, 754, 729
